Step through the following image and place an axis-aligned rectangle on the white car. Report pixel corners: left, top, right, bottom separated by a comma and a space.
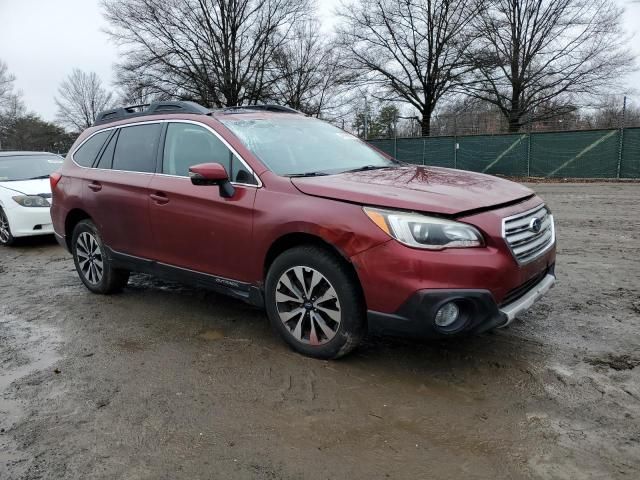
0, 151, 64, 245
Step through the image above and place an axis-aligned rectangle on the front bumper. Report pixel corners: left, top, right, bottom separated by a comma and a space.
4, 205, 54, 238
499, 273, 555, 327
367, 269, 556, 339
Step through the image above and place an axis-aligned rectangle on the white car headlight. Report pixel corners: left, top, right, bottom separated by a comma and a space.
12, 195, 50, 207
364, 207, 484, 250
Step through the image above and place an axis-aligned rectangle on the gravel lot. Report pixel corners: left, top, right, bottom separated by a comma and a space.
1, 183, 639, 480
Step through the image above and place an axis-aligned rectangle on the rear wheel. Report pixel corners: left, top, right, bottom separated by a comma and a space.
0, 207, 15, 246
265, 246, 366, 359
72, 220, 129, 294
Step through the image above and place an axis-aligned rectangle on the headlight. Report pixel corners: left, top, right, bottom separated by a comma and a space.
364, 207, 484, 249
12, 195, 50, 207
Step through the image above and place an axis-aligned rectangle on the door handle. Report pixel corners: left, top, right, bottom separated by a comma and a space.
88, 181, 102, 192
150, 192, 169, 205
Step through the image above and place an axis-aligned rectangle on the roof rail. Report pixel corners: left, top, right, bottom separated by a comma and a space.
93, 101, 211, 126
219, 104, 304, 115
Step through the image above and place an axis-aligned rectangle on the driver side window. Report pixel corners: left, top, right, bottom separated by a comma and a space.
162, 123, 256, 185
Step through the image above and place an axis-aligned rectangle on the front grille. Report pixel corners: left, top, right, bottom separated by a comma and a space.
500, 267, 550, 306
502, 204, 555, 264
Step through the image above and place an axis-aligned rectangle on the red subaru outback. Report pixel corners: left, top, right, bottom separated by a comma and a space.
51, 102, 556, 359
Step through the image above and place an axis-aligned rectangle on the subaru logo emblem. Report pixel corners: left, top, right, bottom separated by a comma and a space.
529, 217, 542, 233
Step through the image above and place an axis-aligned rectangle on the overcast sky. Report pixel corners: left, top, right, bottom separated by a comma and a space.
0, 0, 638, 122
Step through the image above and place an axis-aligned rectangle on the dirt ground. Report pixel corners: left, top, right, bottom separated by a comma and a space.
1, 183, 639, 480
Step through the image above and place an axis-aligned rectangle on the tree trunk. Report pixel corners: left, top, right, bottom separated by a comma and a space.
420, 115, 431, 137
508, 111, 521, 132
508, 91, 522, 132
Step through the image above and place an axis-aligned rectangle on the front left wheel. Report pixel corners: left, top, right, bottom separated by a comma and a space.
265, 245, 367, 359
0, 207, 15, 246
71, 219, 129, 294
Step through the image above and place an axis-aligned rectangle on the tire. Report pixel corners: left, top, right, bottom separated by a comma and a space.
0, 207, 15, 246
265, 245, 366, 359
71, 219, 129, 294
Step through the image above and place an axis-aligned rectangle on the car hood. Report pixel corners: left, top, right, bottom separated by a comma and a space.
291, 166, 534, 216
0, 179, 52, 196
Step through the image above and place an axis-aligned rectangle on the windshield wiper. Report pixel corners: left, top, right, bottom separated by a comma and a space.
341, 165, 394, 173
286, 171, 331, 178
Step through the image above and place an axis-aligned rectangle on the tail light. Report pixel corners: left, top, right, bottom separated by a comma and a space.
50, 172, 62, 190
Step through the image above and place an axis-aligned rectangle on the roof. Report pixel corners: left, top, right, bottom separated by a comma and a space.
93, 101, 303, 126
0, 151, 58, 157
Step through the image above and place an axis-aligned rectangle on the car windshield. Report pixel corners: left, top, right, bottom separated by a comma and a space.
0, 154, 64, 182
220, 116, 396, 176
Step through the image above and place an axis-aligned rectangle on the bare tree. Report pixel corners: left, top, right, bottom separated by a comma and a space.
469, 0, 635, 132
337, 0, 484, 136
0, 60, 24, 117
103, 0, 310, 108
268, 20, 351, 116
0, 60, 16, 108
116, 81, 172, 106
584, 95, 640, 129
430, 96, 508, 135
55, 69, 114, 131
0, 61, 25, 150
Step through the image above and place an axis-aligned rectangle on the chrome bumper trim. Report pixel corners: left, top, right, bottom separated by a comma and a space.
499, 274, 556, 327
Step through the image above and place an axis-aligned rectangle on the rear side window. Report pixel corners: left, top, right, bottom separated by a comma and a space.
113, 123, 162, 173
73, 131, 110, 167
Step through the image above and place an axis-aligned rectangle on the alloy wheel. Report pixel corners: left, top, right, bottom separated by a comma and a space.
0, 210, 10, 244
76, 232, 104, 285
275, 266, 342, 346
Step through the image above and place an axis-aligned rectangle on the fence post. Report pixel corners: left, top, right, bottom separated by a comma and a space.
453, 136, 457, 169
393, 113, 398, 159
527, 132, 532, 177
617, 96, 626, 179
453, 117, 458, 169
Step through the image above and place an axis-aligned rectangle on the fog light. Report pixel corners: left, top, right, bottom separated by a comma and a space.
434, 302, 460, 327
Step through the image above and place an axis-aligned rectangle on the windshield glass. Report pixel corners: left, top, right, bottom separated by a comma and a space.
220, 116, 396, 176
0, 154, 64, 181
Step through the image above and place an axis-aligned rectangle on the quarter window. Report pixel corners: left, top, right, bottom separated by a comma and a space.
113, 123, 162, 173
163, 123, 256, 184
73, 130, 110, 167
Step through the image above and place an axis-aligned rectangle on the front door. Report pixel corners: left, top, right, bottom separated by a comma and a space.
148, 121, 258, 282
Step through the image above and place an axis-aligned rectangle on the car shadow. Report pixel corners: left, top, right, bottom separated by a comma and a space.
120, 273, 543, 374
8, 234, 59, 248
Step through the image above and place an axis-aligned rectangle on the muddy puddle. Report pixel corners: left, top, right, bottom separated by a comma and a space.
1, 312, 62, 477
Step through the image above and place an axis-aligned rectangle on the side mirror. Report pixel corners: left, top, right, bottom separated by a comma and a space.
189, 163, 235, 198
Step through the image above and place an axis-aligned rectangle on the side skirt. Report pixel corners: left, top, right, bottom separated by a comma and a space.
105, 247, 264, 308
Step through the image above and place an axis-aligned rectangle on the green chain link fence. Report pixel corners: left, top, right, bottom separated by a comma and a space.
369, 127, 640, 179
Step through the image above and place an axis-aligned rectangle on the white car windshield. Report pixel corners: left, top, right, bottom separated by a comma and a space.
0, 154, 64, 181
220, 116, 396, 176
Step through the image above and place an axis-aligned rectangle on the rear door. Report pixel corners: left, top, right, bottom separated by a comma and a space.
82, 122, 162, 258
148, 121, 258, 281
